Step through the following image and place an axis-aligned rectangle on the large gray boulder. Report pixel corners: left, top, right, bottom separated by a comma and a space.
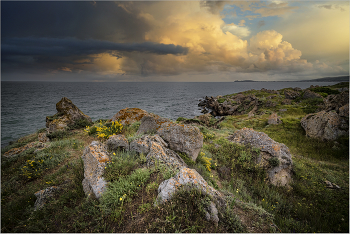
146, 141, 187, 171
136, 114, 171, 135
155, 167, 224, 225
81, 141, 110, 199
106, 134, 129, 151
228, 128, 293, 187
46, 97, 92, 133
130, 134, 168, 154
301, 111, 348, 141
157, 122, 203, 161
284, 89, 300, 99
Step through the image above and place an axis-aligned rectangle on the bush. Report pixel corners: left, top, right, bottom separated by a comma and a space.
177, 151, 195, 166
46, 130, 71, 140
96, 120, 123, 139
68, 118, 93, 130
84, 125, 97, 135
310, 87, 340, 96
268, 157, 280, 167
218, 98, 226, 103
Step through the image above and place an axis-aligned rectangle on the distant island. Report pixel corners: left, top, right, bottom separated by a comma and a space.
234, 75, 349, 82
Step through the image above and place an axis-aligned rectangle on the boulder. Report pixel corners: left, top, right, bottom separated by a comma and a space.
106, 134, 129, 151
301, 111, 348, 141
196, 113, 213, 126
155, 168, 225, 225
34, 186, 60, 211
228, 128, 293, 187
130, 134, 168, 155
339, 104, 349, 118
46, 97, 92, 133
302, 89, 322, 99
109, 107, 150, 125
81, 141, 110, 199
3, 141, 47, 158
284, 89, 300, 99
324, 91, 349, 112
38, 132, 50, 143
146, 141, 187, 171
136, 114, 171, 135
157, 122, 203, 161
268, 113, 282, 125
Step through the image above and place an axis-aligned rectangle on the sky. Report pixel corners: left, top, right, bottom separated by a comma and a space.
1, 0, 349, 82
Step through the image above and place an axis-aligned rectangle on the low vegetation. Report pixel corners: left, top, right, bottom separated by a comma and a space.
1, 83, 348, 233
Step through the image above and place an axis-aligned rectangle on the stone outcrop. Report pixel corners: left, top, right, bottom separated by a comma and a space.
146, 141, 187, 171
34, 186, 60, 211
228, 128, 293, 187
136, 114, 170, 135
157, 122, 203, 161
46, 97, 92, 133
38, 132, 50, 143
324, 91, 349, 112
130, 134, 168, 155
81, 141, 110, 199
109, 108, 150, 125
106, 134, 129, 151
301, 111, 348, 141
155, 167, 225, 225
3, 141, 47, 158
268, 113, 282, 125
302, 89, 322, 99
339, 104, 349, 118
195, 113, 213, 126
284, 89, 300, 100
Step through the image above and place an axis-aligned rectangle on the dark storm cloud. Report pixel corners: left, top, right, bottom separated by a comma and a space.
1, 37, 189, 57
1, 1, 150, 42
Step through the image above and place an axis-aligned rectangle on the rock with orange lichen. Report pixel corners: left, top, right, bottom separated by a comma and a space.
268, 113, 282, 125
3, 141, 47, 158
81, 141, 110, 199
157, 122, 203, 161
228, 128, 293, 187
155, 167, 224, 225
46, 97, 92, 133
109, 108, 150, 125
106, 134, 129, 151
146, 141, 187, 171
136, 114, 171, 135
301, 110, 348, 141
38, 132, 50, 143
130, 134, 168, 154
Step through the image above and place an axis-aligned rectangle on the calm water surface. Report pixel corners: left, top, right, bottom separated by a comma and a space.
1, 81, 337, 147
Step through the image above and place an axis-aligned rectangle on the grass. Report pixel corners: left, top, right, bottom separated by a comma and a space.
1, 82, 348, 233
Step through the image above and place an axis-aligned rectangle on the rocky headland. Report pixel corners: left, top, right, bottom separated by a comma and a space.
1, 82, 349, 233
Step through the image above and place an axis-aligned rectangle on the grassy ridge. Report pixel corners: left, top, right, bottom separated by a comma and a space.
1, 83, 348, 233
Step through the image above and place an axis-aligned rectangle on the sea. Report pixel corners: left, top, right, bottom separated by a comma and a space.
1, 81, 337, 147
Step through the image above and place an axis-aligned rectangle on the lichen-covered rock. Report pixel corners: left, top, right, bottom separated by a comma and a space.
284, 89, 300, 99
38, 132, 50, 143
228, 128, 293, 186
3, 141, 46, 158
136, 114, 171, 135
155, 167, 224, 225
109, 108, 150, 125
339, 104, 349, 118
324, 91, 349, 112
81, 141, 110, 199
106, 134, 129, 151
34, 186, 60, 211
157, 122, 203, 161
302, 89, 322, 99
301, 111, 348, 141
268, 113, 282, 125
146, 141, 187, 171
130, 134, 168, 154
46, 97, 92, 133
196, 113, 213, 126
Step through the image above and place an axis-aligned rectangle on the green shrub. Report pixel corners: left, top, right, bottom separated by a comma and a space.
177, 151, 195, 166
46, 130, 71, 140
310, 87, 340, 96
104, 150, 139, 182
84, 125, 97, 135
268, 157, 280, 167
68, 118, 93, 130
176, 117, 187, 122
218, 98, 226, 103
95, 120, 123, 139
